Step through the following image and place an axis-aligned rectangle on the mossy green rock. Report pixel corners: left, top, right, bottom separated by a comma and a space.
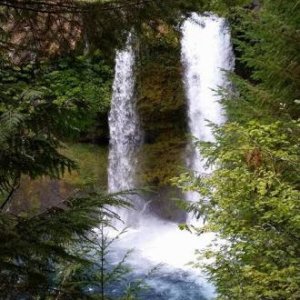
10, 144, 108, 215
137, 24, 188, 187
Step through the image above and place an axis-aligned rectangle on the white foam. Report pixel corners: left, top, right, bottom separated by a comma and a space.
108, 216, 216, 299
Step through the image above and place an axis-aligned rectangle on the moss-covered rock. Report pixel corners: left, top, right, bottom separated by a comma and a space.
133, 23, 188, 221
136, 23, 188, 187
138, 136, 186, 186
10, 144, 108, 214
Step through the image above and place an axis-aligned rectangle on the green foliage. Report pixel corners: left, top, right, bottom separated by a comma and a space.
0, 60, 84, 198
0, 45, 139, 298
177, 121, 300, 299
224, 0, 300, 122
0, 188, 131, 299
0, 54, 138, 299
63, 143, 108, 188
0, 54, 112, 137
175, 1, 300, 299
0, 106, 76, 196
0, 54, 112, 199
6, 143, 108, 215
52, 225, 144, 300
36, 54, 113, 135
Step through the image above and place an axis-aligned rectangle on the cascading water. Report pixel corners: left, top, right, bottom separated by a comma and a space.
108, 33, 143, 225
181, 13, 234, 216
106, 14, 234, 300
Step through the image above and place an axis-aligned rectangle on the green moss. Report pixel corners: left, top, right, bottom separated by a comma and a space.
138, 136, 186, 186
10, 143, 108, 214
62, 143, 108, 189
136, 23, 188, 186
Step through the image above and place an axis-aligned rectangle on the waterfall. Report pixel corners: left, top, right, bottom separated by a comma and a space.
181, 13, 234, 210
108, 34, 143, 225
106, 14, 234, 299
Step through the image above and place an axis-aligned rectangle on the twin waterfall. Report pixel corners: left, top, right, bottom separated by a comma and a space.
107, 13, 234, 300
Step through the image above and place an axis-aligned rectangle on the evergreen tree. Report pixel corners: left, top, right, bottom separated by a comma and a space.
0, 186, 132, 298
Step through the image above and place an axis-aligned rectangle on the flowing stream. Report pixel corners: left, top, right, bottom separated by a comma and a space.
105, 14, 234, 300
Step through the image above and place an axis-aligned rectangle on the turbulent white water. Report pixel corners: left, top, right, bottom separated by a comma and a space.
181, 13, 234, 209
106, 14, 234, 300
108, 33, 143, 225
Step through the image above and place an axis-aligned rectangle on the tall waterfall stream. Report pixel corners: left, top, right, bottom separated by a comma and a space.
106, 14, 234, 300
108, 33, 143, 226
181, 14, 234, 221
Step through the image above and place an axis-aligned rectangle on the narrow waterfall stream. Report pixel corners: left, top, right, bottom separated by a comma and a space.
106, 14, 233, 300
181, 13, 234, 216
108, 33, 143, 226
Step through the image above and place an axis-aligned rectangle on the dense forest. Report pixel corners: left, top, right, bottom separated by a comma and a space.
0, 0, 299, 299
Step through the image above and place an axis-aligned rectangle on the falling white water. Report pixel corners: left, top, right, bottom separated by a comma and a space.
106, 33, 215, 299
181, 13, 234, 209
105, 14, 234, 299
108, 34, 143, 225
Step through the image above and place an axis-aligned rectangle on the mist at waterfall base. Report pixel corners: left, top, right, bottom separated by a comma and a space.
95, 14, 233, 300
